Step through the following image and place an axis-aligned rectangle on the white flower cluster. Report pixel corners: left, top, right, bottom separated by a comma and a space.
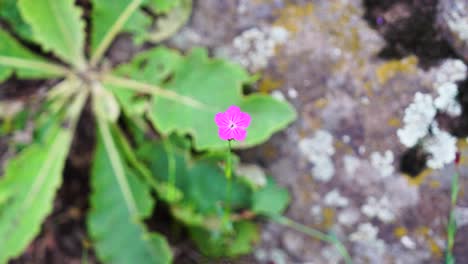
324, 189, 349, 207
423, 123, 457, 169
361, 196, 395, 223
397, 59, 466, 169
433, 59, 466, 116
434, 59, 467, 86
434, 82, 462, 116
350, 223, 387, 261
350, 222, 379, 242
370, 150, 395, 178
443, 1, 468, 41
299, 130, 335, 182
230, 26, 289, 71
397, 92, 436, 147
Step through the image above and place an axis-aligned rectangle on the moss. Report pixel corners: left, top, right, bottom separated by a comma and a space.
375, 56, 418, 85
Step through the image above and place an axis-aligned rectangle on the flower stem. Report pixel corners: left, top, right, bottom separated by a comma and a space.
223, 140, 234, 232
163, 139, 176, 201
270, 215, 352, 264
445, 161, 460, 264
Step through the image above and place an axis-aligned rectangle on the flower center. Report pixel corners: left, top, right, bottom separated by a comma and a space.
229, 121, 236, 129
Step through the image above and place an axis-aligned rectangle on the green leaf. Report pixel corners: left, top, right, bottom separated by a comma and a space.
146, 0, 182, 13
252, 177, 290, 216
90, 0, 146, 65
122, 8, 153, 45
0, 0, 33, 42
87, 118, 172, 264
190, 221, 259, 257
18, 0, 86, 69
0, 29, 66, 82
0, 102, 83, 262
143, 0, 191, 43
137, 138, 252, 219
112, 47, 297, 150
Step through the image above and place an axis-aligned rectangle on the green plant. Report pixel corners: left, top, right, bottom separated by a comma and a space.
445, 153, 461, 264
0, 0, 299, 262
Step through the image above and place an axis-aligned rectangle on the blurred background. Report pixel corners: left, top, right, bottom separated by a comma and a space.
1, 0, 468, 263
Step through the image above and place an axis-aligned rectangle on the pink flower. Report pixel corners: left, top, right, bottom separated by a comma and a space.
215, 105, 251, 141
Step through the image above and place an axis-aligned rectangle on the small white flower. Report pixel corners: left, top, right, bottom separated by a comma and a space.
423, 123, 457, 169
350, 222, 379, 242
434, 82, 462, 116
324, 189, 349, 207
311, 156, 335, 182
343, 155, 360, 176
229, 26, 289, 71
299, 130, 335, 182
299, 130, 335, 161
397, 92, 437, 147
434, 59, 467, 86
401, 236, 417, 250
370, 150, 395, 178
361, 196, 395, 223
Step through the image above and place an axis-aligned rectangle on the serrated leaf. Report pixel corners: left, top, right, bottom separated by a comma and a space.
90, 0, 147, 64
190, 221, 259, 257
18, 0, 86, 69
0, 29, 65, 82
88, 118, 172, 264
137, 137, 252, 219
252, 177, 290, 216
0, 108, 81, 262
112, 47, 297, 150
0, 0, 33, 42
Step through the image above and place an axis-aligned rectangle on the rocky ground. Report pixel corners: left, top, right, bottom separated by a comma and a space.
2, 0, 468, 263
170, 0, 468, 263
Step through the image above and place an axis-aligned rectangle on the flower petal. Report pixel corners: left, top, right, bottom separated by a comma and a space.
236, 112, 251, 128
231, 128, 247, 141
218, 127, 232, 140
226, 105, 241, 116
215, 112, 229, 127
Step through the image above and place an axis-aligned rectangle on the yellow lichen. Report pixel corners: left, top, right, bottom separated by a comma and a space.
415, 226, 443, 259
321, 207, 335, 229
415, 226, 430, 236
313, 98, 328, 109
305, 117, 322, 130
457, 139, 468, 166
429, 180, 441, 189
376, 56, 418, 85
404, 168, 432, 186
387, 117, 401, 127
258, 75, 283, 93
273, 3, 314, 33
427, 237, 443, 259
393, 226, 408, 238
